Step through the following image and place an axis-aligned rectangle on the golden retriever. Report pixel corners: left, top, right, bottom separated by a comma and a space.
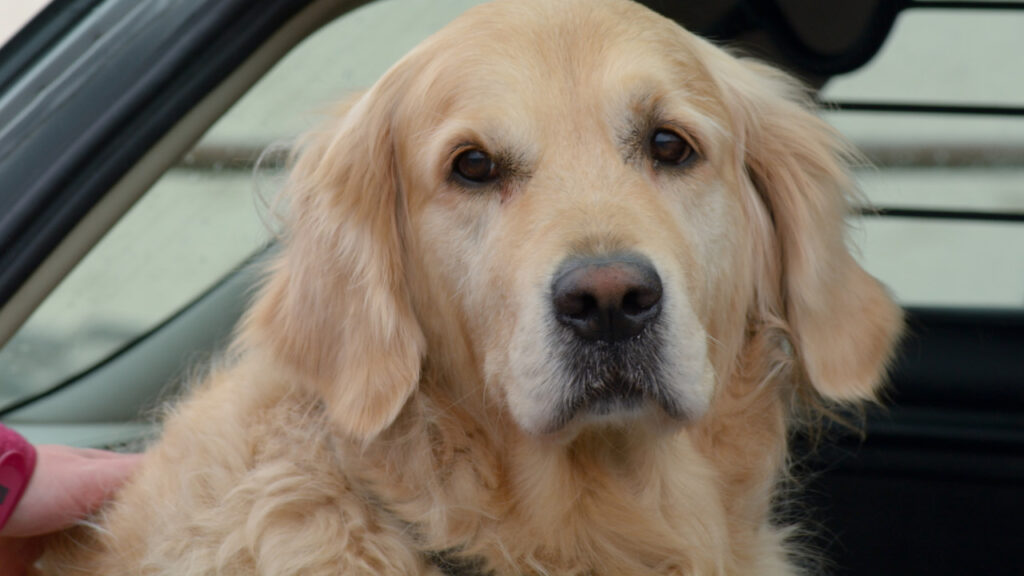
41, 0, 903, 574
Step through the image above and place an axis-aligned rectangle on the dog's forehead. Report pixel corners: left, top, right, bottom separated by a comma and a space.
399, 0, 719, 134
432, 0, 705, 81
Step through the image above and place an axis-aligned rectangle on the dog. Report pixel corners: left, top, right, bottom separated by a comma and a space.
41, 0, 902, 574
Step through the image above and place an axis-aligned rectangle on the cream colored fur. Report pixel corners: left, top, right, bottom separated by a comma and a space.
40, 1, 902, 574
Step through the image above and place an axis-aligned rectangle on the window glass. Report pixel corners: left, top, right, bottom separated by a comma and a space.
0, 170, 268, 407
820, 9, 1024, 308
198, 0, 486, 150
0, 0, 486, 411
822, 10, 1024, 106
855, 218, 1023, 307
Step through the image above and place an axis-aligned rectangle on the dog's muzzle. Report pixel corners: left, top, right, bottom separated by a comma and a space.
549, 253, 680, 426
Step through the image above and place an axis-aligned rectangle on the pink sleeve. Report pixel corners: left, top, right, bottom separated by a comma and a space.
0, 423, 37, 533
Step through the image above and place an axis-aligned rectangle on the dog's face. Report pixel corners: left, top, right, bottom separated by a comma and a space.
396, 12, 743, 436
246, 0, 902, 443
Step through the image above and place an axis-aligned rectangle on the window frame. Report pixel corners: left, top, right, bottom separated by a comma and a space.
0, 0, 373, 339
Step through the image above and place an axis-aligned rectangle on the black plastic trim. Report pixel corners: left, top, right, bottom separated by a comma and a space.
858, 207, 1024, 223
0, 0, 103, 91
910, 1, 1024, 9
890, 306, 1024, 410
741, 0, 905, 76
821, 100, 1024, 116
793, 305, 1024, 483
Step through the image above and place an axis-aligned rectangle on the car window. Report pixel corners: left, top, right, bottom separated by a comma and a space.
0, 1, 1021, 411
0, 0, 487, 411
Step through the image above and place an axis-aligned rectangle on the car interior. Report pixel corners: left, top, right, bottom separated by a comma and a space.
0, 1, 1021, 574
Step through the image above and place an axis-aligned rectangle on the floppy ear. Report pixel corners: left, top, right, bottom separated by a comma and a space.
720, 58, 903, 402
243, 93, 425, 442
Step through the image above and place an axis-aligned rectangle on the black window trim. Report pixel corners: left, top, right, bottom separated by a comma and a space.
0, 0, 103, 91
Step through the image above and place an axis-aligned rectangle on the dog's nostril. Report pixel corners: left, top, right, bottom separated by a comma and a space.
552, 255, 663, 342
622, 285, 662, 316
553, 291, 596, 321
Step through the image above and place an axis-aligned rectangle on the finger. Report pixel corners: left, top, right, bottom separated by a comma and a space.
2, 449, 143, 537
78, 453, 144, 506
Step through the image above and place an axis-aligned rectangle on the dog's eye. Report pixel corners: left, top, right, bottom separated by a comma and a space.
453, 149, 499, 184
649, 129, 695, 166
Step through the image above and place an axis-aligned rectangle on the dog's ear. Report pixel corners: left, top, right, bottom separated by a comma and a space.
716, 57, 903, 402
243, 92, 425, 443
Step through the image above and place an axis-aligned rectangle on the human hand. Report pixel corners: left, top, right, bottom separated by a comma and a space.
0, 445, 142, 572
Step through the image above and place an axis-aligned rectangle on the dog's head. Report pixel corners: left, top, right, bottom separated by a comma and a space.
244, 0, 902, 443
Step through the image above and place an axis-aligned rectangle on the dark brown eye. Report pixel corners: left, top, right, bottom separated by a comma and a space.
453, 149, 499, 184
649, 129, 694, 166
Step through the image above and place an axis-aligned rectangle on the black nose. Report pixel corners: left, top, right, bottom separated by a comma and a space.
551, 254, 663, 343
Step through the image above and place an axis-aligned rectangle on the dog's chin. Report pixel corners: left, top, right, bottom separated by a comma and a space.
536, 397, 686, 445
530, 376, 693, 443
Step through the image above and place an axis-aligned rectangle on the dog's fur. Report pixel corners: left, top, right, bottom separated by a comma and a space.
41, 1, 902, 574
